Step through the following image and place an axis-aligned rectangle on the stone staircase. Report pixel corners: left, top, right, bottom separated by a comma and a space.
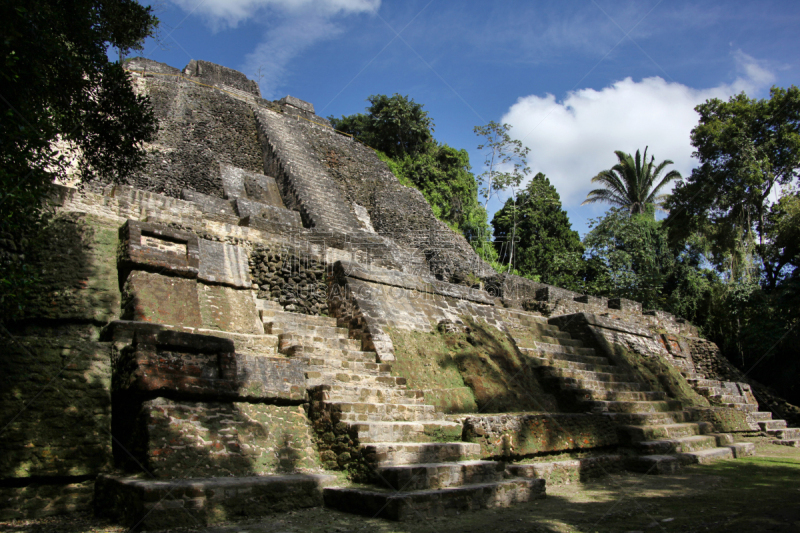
683, 374, 800, 447
257, 300, 545, 520
504, 310, 755, 472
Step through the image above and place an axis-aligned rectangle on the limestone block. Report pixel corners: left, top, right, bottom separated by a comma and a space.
122, 271, 203, 328
108, 321, 305, 401
608, 297, 643, 314
278, 95, 315, 114
183, 59, 261, 97
462, 413, 619, 457
127, 398, 320, 478
198, 283, 262, 334
236, 198, 302, 227
119, 219, 199, 280
198, 238, 251, 288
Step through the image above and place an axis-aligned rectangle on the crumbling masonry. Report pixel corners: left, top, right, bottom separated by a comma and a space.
1, 58, 798, 527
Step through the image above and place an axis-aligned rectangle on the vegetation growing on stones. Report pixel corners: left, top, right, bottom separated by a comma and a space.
0, 0, 158, 320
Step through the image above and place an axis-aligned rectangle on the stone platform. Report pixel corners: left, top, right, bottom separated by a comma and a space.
94, 474, 336, 530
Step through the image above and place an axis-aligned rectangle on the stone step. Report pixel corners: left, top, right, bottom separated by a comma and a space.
288, 345, 376, 361
728, 442, 756, 458
717, 402, 758, 412
531, 343, 596, 357
322, 479, 546, 521
749, 411, 773, 421
603, 411, 693, 426
305, 370, 406, 388
506, 455, 624, 485
323, 385, 425, 405
625, 455, 682, 475
678, 446, 734, 465
519, 347, 610, 366
350, 420, 463, 444
95, 473, 336, 530
361, 442, 482, 467
619, 422, 709, 443
772, 439, 800, 447
514, 335, 584, 348
279, 333, 361, 351
687, 378, 723, 388
303, 356, 393, 376
540, 366, 634, 383
527, 357, 620, 374
770, 428, 800, 440
575, 389, 668, 402
759, 419, 788, 431
267, 323, 349, 337
636, 435, 720, 454
374, 460, 505, 491
712, 394, 750, 404
331, 402, 439, 423
261, 309, 338, 328
584, 400, 683, 413
557, 377, 645, 392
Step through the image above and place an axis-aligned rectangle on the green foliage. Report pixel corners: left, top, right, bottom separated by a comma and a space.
334, 94, 490, 242
0, 0, 158, 320
582, 147, 681, 214
329, 93, 433, 159
473, 121, 531, 208
667, 86, 800, 288
582, 208, 715, 315
491, 173, 584, 289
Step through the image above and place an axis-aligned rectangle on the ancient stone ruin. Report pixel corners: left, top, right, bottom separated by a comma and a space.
2, 58, 798, 528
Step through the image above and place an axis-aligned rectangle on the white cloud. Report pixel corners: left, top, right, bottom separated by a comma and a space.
170, 0, 379, 29
169, 0, 379, 98
501, 52, 775, 210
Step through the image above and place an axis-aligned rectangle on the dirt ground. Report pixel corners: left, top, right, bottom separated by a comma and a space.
2, 436, 799, 533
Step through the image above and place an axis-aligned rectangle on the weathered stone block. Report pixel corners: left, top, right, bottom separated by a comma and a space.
198, 283, 262, 334
462, 414, 619, 457
198, 239, 251, 288
180, 189, 238, 219
124, 398, 320, 478
278, 95, 315, 114
0, 334, 112, 479
122, 271, 203, 327
184, 59, 261, 97
608, 297, 643, 314
119, 220, 199, 279
108, 321, 305, 401
236, 198, 302, 227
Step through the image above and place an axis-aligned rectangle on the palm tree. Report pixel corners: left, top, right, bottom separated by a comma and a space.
582, 147, 681, 215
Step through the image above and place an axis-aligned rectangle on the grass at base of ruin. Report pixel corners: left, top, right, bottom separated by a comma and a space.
2, 437, 799, 533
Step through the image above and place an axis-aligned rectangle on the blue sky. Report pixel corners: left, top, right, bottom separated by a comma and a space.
137, 0, 800, 236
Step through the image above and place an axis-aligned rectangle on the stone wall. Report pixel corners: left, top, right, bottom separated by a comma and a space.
0, 326, 113, 518
126, 71, 265, 199
462, 414, 619, 458
122, 398, 319, 478
249, 244, 328, 315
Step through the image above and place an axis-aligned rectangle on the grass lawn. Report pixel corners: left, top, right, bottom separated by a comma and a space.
2, 437, 799, 533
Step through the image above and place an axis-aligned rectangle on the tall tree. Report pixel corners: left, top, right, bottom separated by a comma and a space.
667, 87, 800, 288
582, 147, 681, 215
1, 0, 158, 319
329, 94, 433, 158
473, 121, 531, 266
491, 173, 583, 289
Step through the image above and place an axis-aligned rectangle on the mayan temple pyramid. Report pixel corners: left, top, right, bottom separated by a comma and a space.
2, 58, 797, 529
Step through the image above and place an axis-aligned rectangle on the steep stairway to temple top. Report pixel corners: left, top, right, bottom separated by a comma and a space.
503, 310, 756, 472
256, 299, 546, 520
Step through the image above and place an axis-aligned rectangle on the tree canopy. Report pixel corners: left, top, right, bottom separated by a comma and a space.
491, 173, 583, 289
1, 0, 159, 318
329, 94, 434, 159
667, 87, 800, 288
582, 147, 680, 215
333, 94, 489, 241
